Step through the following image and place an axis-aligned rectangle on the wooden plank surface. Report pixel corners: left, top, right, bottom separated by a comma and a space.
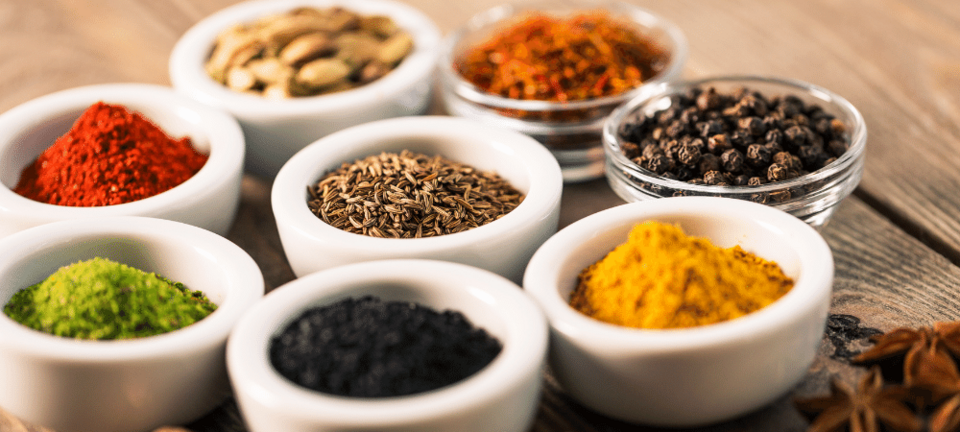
3, 0, 960, 431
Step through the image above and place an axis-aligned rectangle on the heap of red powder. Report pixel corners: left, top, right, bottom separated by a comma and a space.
14, 102, 209, 207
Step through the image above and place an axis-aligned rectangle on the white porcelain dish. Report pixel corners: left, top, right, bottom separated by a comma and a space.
523, 196, 833, 426
0, 217, 264, 432
169, 0, 442, 178
0, 83, 245, 239
227, 259, 548, 432
271, 115, 563, 283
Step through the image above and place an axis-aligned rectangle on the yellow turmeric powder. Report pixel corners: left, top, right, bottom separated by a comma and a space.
570, 221, 794, 329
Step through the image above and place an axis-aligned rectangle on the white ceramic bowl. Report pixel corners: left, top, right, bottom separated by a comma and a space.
523, 197, 833, 427
169, 0, 442, 178
0, 83, 245, 239
228, 259, 548, 432
272, 115, 563, 283
0, 217, 264, 432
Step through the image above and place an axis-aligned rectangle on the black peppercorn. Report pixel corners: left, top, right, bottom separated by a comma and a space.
707, 134, 732, 154
773, 151, 803, 172
828, 139, 848, 157
677, 142, 702, 166
721, 148, 745, 173
738, 116, 766, 137
697, 120, 724, 138
642, 143, 663, 160
767, 163, 792, 182
645, 153, 675, 174
698, 153, 721, 174
666, 119, 685, 138
746, 144, 772, 167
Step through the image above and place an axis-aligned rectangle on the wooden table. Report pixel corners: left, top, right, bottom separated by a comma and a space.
2, 1, 960, 431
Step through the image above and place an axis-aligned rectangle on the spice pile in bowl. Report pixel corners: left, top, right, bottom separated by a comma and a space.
454, 9, 670, 121
617, 85, 849, 187
270, 295, 502, 397
571, 220, 794, 329
205, 6, 413, 98
307, 150, 524, 238
3, 257, 216, 340
439, 1, 687, 182
603, 75, 866, 227
13, 102, 207, 207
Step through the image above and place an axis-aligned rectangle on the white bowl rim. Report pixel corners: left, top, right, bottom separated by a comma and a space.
271, 115, 563, 252
437, 0, 689, 113
0, 216, 264, 361
0, 83, 244, 216
227, 258, 548, 424
168, 0, 442, 118
523, 196, 834, 352
601, 74, 868, 194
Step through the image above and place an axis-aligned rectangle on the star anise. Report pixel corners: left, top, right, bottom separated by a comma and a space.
931, 394, 960, 432
794, 366, 923, 432
904, 339, 960, 404
853, 327, 933, 365
934, 322, 960, 359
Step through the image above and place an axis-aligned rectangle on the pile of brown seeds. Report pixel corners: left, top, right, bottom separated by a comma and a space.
307, 150, 524, 238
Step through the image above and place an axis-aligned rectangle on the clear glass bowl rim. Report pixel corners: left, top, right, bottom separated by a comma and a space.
602, 74, 868, 195
437, 0, 689, 114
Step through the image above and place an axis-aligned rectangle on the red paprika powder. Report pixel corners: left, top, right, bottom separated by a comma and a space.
14, 102, 209, 207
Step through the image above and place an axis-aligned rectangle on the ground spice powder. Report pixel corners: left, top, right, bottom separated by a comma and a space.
3, 257, 217, 340
570, 221, 794, 329
14, 102, 208, 207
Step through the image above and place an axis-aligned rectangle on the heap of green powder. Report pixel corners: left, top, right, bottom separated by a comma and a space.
3, 257, 217, 340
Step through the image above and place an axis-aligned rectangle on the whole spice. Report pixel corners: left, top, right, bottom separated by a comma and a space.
307, 150, 524, 238
618, 85, 850, 194
798, 320, 960, 432
793, 366, 923, 432
205, 6, 413, 98
456, 10, 668, 122
569, 221, 794, 329
269, 295, 502, 397
3, 257, 216, 340
13, 102, 208, 207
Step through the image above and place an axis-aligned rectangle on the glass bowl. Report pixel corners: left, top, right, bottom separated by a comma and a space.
602, 75, 867, 228
438, 0, 687, 182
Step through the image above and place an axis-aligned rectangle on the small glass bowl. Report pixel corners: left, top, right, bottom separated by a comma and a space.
438, 0, 687, 182
602, 75, 867, 228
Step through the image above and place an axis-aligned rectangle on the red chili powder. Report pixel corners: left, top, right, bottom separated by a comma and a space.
14, 102, 209, 207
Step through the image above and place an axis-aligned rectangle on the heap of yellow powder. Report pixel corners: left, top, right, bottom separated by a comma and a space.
570, 221, 794, 329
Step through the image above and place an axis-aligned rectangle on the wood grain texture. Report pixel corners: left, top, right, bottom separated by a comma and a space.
3, 0, 960, 431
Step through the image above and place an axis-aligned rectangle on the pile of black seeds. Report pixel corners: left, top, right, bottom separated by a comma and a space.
307, 150, 525, 238
618, 85, 850, 187
269, 295, 503, 398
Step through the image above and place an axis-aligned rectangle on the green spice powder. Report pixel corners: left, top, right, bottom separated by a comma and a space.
2, 257, 217, 340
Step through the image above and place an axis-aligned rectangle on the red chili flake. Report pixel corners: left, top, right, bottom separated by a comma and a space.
456, 10, 669, 104
14, 102, 208, 207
